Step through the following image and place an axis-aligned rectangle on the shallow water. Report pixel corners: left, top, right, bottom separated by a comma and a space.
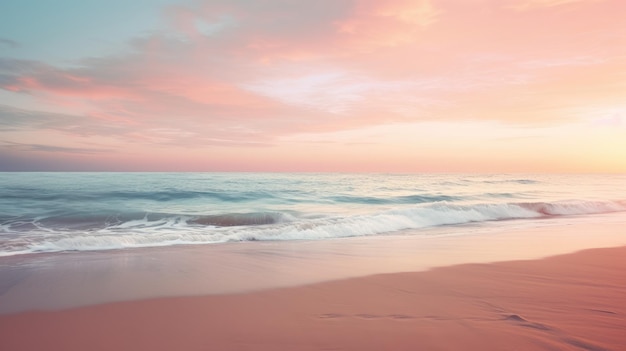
1, 212, 625, 313
1, 173, 625, 256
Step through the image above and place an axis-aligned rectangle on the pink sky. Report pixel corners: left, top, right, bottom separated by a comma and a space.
1, 0, 625, 172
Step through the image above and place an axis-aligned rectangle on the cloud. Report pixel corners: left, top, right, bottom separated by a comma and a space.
519, 56, 605, 69
0, 141, 111, 154
584, 109, 626, 128
0, 104, 84, 131
513, 0, 601, 10
0, 38, 18, 49
1, 0, 626, 151
0, 104, 130, 137
1, 0, 625, 172
164, 0, 440, 59
244, 71, 453, 117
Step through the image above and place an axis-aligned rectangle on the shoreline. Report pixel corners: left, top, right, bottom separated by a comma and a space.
1, 213, 626, 314
1, 245, 625, 350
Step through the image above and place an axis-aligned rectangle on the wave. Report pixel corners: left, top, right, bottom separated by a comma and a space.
481, 179, 540, 184
191, 212, 294, 226
4, 189, 462, 206
0, 211, 295, 232
326, 194, 459, 204
518, 201, 626, 216
1, 200, 624, 256
0, 190, 280, 203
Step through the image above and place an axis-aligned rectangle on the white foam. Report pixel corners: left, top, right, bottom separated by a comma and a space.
14, 200, 625, 255
522, 200, 626, 216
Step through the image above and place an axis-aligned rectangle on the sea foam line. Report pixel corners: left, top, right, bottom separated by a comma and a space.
2, 200, 625, 256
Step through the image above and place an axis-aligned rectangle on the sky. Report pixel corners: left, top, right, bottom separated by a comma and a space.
0, 0, 625, 172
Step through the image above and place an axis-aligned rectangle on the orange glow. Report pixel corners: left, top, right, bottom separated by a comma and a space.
1, 0, 625, 172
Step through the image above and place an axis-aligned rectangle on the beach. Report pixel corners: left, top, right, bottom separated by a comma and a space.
2, 0, 626, 347
1, 246, 625, 350
1, 217, 626, 350
1, 173, 626, 350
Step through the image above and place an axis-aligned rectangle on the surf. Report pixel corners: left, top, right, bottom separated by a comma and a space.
1, 199, 624, 256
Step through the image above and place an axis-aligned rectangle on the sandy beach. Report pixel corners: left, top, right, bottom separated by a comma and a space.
2, 243, 625, 351
2, 0, 626, 346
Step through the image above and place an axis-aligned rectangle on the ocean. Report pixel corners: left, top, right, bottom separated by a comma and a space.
1, 172, 625, 257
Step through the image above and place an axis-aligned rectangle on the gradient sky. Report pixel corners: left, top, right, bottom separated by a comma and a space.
1, 0, 625, 172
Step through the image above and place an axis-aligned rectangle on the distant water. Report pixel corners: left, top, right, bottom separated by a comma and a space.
1, 173, 625, 256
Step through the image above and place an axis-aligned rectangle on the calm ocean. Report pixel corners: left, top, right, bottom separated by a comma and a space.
1, 173, 625, 256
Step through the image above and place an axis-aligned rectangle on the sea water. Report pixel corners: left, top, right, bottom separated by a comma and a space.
1, 173, 625, 257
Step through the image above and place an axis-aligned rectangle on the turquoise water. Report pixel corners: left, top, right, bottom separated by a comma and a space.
0, 173, 625, 256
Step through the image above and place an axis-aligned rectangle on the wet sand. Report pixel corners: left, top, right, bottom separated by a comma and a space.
2, 215, 626, 314
1, 245, 625, 351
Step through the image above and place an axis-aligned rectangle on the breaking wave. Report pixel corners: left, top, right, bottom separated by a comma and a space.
2, 200, 624, 256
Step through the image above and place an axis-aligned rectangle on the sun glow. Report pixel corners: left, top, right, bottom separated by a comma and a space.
1, 0, 625, 172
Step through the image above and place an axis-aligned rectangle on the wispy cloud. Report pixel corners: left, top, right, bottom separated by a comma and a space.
1, 141, 111, 154
0, 38, 18, 49
0, 104, 131, 137
165, 0, 440, 59
513, 0, 601, 10
1, 0, 625, 171
519, 56, 606, 69
2, 0, 624, 133
0, 104, 84, 131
